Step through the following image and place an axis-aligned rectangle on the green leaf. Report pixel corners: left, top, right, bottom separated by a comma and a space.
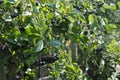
25, 25, 32, 35
117, 1, 120, 9
109, 24, 117, 29
107, 24, 117, 29
109, 3, 116, 10
26, 56, 37, 66
88, 14, 94, 24
2, 14, 12, 22
34, 40, 44, 52
67, 16, 75, 23
116, 44, 120, 52
106, 39, 117, 54
7, 0, 16, 3
105, 24, 117, 33
50, 40, 61, 48
100, 7, 106, 13
66, 65, 76, 73
46, 13, 54, 19
103, 3, 109, 9
6, 38, 18, 45
40, 25, 48, 34
103, 18, 108, 24
103, 3, 116, 10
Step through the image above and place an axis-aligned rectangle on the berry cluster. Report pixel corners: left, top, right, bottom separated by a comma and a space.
93, 47, 104, 53
11, 12, 21, 18
0, 0, 3, 4
98, 2, 104, 7
34, 55, 59, 66
83, 30, 94, 35
95, 47, 103, 52
18, 27, 25, 32
73, 5, 83, 11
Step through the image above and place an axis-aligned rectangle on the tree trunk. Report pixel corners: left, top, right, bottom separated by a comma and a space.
70, 42, 77, 62
0, 66, 7, 80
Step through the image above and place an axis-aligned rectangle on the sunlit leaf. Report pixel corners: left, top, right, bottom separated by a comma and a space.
105, 24, 117, 33
34, 40, 44, 52
117, 1, 120, 9
88, 14, 94, 24
103, 3, 109, 9
116, 44, 120, 52
109, 3, 116, 10
103, 18, 108, 24
66, 65, 76, 73
25, 25, 32, 35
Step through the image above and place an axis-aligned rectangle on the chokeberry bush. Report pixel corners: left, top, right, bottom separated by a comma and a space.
0, 0, 120, 80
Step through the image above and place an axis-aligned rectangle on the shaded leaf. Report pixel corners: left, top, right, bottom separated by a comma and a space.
50, 40, 61, 48
7, 0, 16, 3
6, 38, 18, 45
26, 56, 37, 66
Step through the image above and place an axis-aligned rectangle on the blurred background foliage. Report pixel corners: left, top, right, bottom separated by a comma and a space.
0, 0, 120, 80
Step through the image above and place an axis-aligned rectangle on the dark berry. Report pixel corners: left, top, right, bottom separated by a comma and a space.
104, 30, 107, 34
11, 13, 19, 18
16, 6, 20, 10
34, 55, 59, 66
73, 6, 83, 10
54, 55, 59, 60
19, 27, 25, 32
0, 1, 3, 4
41, 55, 59, 64
16, 5, 22, 12
98, 3, 104, 7
36, 1, 40, 6
51, 20, 55, 24
90, 30, 94, 34
83, 31, 88, 35
96, 47, 103, 52
73, 5, 77, 8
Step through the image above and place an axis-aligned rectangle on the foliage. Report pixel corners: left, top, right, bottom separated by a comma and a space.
0, 0, 120, 80
50, 53, 84, 80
